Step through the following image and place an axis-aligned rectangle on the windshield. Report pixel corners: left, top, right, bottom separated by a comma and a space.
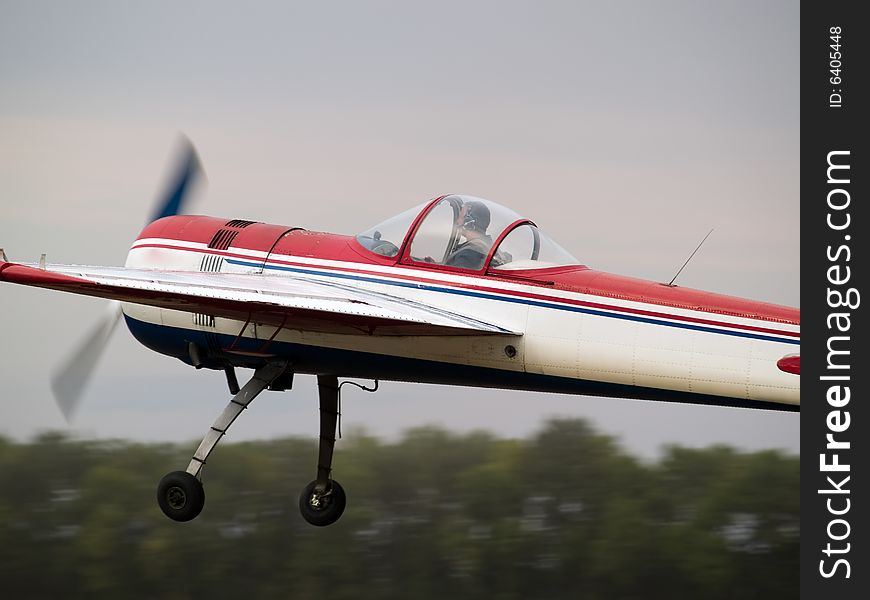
355, 202, 427, 258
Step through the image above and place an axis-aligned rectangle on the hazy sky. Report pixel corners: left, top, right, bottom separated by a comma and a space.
0, 1, 799, 457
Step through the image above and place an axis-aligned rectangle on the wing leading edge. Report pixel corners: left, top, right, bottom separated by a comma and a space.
0, 261, 520, 336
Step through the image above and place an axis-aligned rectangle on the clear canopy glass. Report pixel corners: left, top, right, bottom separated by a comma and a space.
490, 222, 579, 271
408, 195, 523, 270
356, 194, 579, 270
355, 202, 427, 258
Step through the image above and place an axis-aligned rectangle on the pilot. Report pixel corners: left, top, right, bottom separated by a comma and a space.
445, 200, 493, 269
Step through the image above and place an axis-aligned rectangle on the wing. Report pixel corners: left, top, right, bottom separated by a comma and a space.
0, 260, 520, 336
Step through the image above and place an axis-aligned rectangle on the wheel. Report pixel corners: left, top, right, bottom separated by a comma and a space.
157, 471, 205, 522
298, 479, 346, 526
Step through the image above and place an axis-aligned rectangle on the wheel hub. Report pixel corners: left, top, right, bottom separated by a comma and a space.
308, 489, 330, 510
166, 486, 187, 510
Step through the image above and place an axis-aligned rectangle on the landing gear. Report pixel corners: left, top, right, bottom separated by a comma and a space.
155, 365, 349, 527
157, 471, 205, 522
156, 361, 287, 523
298, 375, 346, 526
299, 479, 346, 527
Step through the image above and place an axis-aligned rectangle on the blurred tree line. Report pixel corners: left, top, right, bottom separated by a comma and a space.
0, 419, 797, 599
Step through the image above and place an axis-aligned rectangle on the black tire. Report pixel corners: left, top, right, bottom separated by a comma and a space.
157, 471, 205, 522
298, 479, 346, 527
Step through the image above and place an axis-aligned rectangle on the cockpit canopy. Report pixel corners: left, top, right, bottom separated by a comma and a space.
355, 195, 578, 272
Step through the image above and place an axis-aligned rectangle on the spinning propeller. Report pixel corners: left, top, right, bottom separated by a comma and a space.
51, 137, 204, 420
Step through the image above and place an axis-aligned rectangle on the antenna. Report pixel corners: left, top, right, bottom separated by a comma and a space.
667, 228, 714, 287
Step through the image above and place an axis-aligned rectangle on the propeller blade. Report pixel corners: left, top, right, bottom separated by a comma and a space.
50, 302, 122, 421
50, 137, 204, 421
148, 135, 204, 223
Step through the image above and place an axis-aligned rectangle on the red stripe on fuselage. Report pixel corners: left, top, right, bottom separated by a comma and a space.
139, 217, 800, 327
136, 216, 799, 326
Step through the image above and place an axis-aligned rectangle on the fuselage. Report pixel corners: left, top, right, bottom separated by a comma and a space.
122, 213, 800, 411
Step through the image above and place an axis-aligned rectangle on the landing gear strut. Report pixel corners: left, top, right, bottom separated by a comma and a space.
155, 365, 348, 527
156, 361, 286, 522
298, 375, 346, 526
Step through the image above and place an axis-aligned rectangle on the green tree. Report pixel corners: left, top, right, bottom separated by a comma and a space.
0, 421, 798, 599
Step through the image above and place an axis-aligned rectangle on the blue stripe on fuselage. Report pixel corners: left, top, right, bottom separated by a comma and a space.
224, 258, 799, 346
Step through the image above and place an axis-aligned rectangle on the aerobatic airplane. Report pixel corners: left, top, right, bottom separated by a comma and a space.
0, 141, 800, 527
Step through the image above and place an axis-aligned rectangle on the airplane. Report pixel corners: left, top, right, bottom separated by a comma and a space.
0, 140, 800, 527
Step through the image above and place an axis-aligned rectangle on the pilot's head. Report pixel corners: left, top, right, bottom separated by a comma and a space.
459, 200, 491, 235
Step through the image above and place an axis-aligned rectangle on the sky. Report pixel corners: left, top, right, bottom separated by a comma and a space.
0, 1, 799, 458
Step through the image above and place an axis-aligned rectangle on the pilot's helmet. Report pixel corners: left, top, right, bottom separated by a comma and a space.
462, 200, 491, 233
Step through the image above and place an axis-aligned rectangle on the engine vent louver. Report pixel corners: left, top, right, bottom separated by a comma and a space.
192, 313, 216, 328
199, 254, 224, 273
207, 229, 239, 250
207, 218, 258, 250
225, 219, 257, 228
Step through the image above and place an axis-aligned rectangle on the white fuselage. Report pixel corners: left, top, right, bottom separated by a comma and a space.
123, 238, 800, 408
